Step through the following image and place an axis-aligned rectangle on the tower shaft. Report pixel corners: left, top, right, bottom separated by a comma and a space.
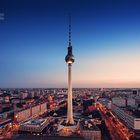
67, 63, 74, 124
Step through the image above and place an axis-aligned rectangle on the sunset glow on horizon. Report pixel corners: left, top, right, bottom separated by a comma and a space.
0, 0, 140, 88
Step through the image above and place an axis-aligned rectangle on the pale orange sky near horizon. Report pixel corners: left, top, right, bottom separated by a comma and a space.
11, 45, 140, 88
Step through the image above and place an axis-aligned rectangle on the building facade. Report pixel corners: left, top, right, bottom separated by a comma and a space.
111, 104, 140, 132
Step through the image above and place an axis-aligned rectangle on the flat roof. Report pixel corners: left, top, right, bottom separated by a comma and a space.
80, 120, 100, 131
13, 135, 85, 140
22, 119, 45, 126
120, 107, 139, 118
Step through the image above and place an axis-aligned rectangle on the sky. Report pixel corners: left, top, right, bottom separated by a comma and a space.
0, 0, 140, 88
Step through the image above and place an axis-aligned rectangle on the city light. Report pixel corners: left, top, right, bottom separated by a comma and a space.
0, 0, 140, 140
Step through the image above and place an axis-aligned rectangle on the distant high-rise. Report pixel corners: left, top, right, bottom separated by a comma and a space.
65, 16, 75, 124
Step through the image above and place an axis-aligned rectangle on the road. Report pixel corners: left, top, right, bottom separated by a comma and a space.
97, 102, 130, 140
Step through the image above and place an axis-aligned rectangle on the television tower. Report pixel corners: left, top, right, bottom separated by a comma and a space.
65, 16, 75, 124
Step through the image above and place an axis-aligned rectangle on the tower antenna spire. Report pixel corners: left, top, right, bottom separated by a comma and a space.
69, 15, 71, 46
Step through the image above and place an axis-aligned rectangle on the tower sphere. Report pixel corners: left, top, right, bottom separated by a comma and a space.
65, 46, 75, 64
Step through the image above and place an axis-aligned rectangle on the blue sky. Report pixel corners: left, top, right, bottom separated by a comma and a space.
0, 0, 140, 88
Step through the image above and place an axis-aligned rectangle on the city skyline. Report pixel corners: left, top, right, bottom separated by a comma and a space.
0, 0, 140, 88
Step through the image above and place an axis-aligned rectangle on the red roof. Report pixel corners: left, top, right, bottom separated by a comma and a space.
88, 105, 96, 112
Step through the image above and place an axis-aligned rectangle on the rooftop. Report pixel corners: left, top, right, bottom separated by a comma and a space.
80, 120, 100, 131
115, 104, 140, 118
21, 119, 46, 126
13, 135, 85, 140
